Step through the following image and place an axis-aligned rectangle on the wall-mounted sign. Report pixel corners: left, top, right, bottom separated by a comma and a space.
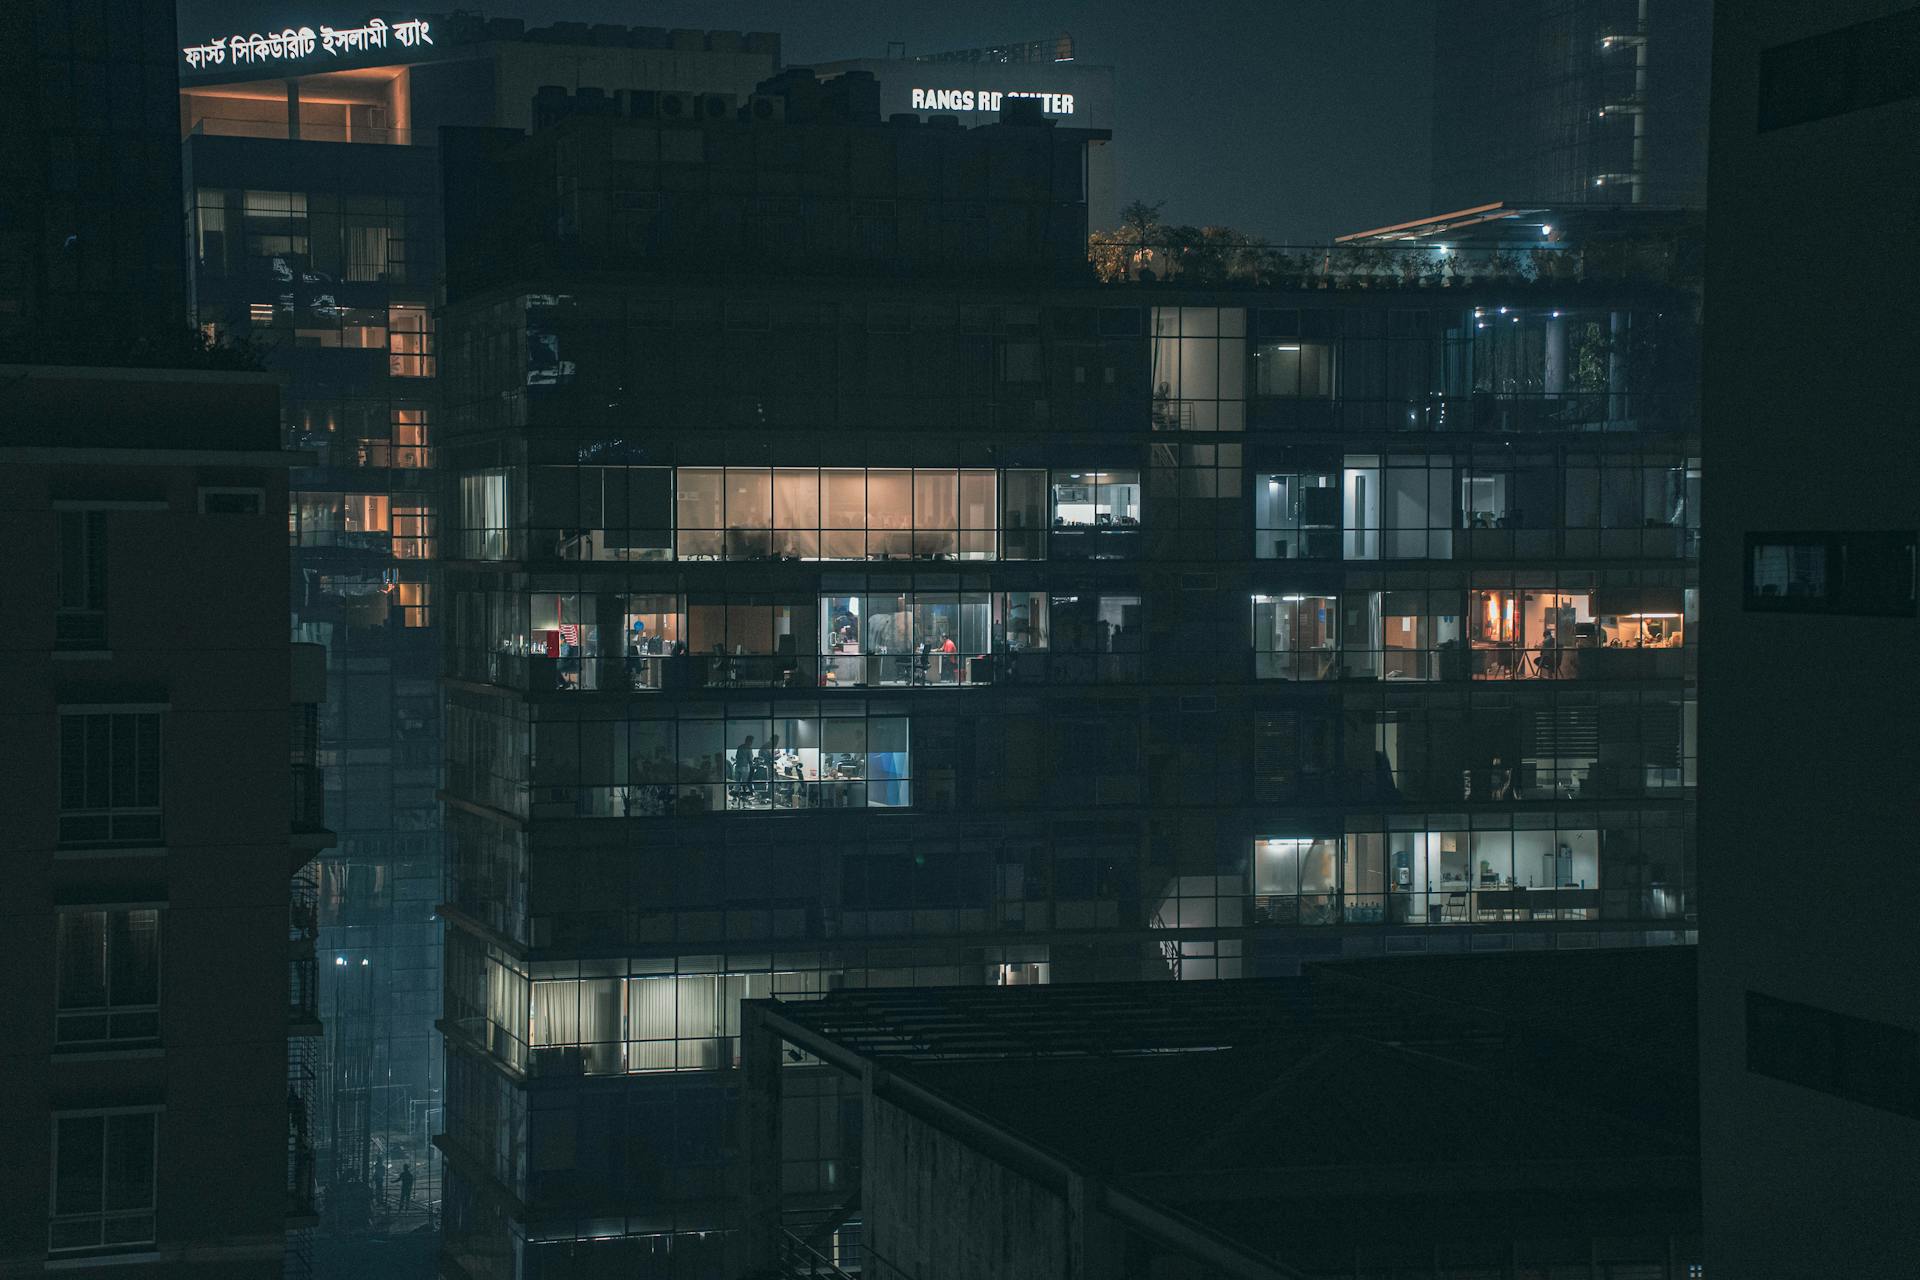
910, 88, 1075, 116
181, 17, 432, 71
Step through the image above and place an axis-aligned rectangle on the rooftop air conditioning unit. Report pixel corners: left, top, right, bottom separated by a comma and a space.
694, 92, 736, 120
742, 94, 784, 123
657, 90, 693, 120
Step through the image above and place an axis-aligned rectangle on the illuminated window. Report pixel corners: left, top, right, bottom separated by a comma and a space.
392, 580, 431, 628
527, 968, 830, 1076
1151, 307, 1247, 429
532, 711, 911, 817
388, 304, 434, 377
675, 467, 1001, 562
391, 505, 434, 561
1252, 594, 1338, 680
391, 409, 430, 468
1255, 472, 1337, 559
1253, 340, 1333, 396
459, 471, 510, 560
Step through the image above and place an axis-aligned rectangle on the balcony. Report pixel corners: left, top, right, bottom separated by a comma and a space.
289, 954, 321, 1036
290, 764, 326, 833
1089, 234, 1699, 292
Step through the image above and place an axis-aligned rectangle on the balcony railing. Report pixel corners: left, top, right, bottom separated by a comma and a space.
289, 955, 319, 1026
1089, 237, 1700, 291
291, 765, 325, 833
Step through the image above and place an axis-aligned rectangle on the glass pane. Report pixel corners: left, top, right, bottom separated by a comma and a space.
110, 910, 159, 1007
54, 1116, 104, 1215
104, 1114, 154, 1211
724, 468, 772, 529
773, 469, 819, 531
58, 912, 108, 1011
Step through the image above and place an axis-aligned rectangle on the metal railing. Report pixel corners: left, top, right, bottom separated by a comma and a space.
1088, 236, 1700, 291
291, 765, 325, 833
778, 1229, 858, 1280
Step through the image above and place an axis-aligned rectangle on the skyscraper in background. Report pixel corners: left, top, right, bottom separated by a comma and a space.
1431, 0, 1713, 209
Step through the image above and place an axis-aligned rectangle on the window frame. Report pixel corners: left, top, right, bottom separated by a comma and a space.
48, 1107, 160, 1256
54, 508, 109, 649
57, 707, 165, 848
1745, 531, 1918, 618
54, 907, 162, 1048
197, 486, 265, 516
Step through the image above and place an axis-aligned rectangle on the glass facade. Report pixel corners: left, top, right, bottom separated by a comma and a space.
435, 277, 1699, 1275
185, 147, 445, 1234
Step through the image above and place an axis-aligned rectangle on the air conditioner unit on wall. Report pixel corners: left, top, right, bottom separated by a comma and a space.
742, 94, 784, 123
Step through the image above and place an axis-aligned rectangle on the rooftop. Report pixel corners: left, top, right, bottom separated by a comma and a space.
756, 947, 1700, 1275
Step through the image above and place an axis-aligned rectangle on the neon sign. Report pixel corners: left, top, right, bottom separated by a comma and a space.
181, 17, 432, 71
910, 88, 1075, 116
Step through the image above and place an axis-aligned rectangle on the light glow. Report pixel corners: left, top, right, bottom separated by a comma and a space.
183, 16, 432, 70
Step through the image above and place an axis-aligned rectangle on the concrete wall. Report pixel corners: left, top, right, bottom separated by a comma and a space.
0, 439, 293, 1277
864, 1094, 1070, 1280
1699, 3, 1920, 1276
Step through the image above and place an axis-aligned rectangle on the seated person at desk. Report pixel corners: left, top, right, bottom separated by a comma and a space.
1534, 628, 1560, 677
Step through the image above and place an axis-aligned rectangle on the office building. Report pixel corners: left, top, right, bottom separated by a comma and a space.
1432, 0, 1713, 209
177, 17, 781, 1246
813, 34, 1118, 232
432, 74, 1698, 1277
0, 365, 328, 1278
1699, 4, 1920, 1275
741, 947, 1700, 1278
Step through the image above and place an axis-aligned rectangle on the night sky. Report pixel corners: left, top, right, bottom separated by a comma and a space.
173, 0, 1437, 242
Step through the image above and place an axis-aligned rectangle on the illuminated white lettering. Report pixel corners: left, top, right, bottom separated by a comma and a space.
182, 15, 426, 69
908, 86, 1076, 116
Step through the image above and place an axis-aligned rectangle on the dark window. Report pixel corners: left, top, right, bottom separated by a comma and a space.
1747, 991, 1920, 1119
56, 510, 107, 649
1758, 9, 1920, 131
56, 910, 161, 1046
1745, 532, 1917, 617
49, 1111, 157, 1254
198, 488, 264, 515
58, 711, 164, 846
